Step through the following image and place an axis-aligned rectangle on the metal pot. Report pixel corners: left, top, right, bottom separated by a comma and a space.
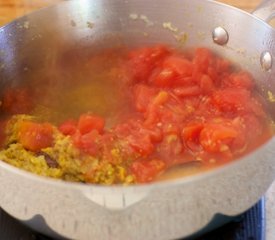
0, 0, 275, 239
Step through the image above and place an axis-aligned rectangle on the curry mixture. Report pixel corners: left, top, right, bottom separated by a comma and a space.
0, 45, 272, 184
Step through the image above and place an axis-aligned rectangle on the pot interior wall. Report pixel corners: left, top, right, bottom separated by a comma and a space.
0, 0, 274, 111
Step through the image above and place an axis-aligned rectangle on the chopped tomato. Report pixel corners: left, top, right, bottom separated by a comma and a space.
182, 123, 204, 152
206, 67, 218, 85
59, 120, 77, 136
155, 97, 197, 125
131, 159, 166, 183
150, 56, 193, 87
212, 88, 266, 118
182, 123, 204, 142
115, 120, 162, 156
143, 91, 170, 125
144, 127, 163, 143
158, 134, 183, 164
212, 88, 250, 113
222, 72, 254, 90
162, 123, 180, 135
3, 45, 271, 185
152, 91, 169, 105
73, 130, 101, 156
173, 85, 201, 98
199, 121, 239, 153
78, 114, 105, 134
127, 133, 154, 156
200, 75, 215, 93
193, 48, 213, 73
18, 121, 54, 152
134, 84, 156, 112
149, 67, 177, 87
163, 55, 193, 77
128, 45, 169, 82
207, 58, 230, 85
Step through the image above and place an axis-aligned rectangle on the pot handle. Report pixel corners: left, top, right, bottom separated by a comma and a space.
83, 189, 149, 210
252, 0, 275, 22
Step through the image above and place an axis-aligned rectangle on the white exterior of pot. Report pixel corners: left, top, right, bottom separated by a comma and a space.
0, 138, 274, 240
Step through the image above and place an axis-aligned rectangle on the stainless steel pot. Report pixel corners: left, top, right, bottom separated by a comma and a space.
0, 0, 275, 239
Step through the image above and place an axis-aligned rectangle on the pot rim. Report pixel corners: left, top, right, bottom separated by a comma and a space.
1, 0, 273, 33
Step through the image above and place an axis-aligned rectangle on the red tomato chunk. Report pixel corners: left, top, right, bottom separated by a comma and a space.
62, 46, 272, 183
6, 45, 272, 184
56, 46, 273, 183
18, 121, 54, 152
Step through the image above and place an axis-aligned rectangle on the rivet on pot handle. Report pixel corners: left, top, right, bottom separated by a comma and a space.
252, 0, 275, 22
261, 51, 273, 71
212, 27, 229, 45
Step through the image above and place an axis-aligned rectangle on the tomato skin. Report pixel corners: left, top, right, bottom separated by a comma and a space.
59, 120, 77, 136
158, 134, 183, 164
182, 123, 204, 152
115, 120, 162, 156
193, 48, 213, 73
200, 75, 215, 93
199, 122, 238, 153
143, 91, 170, 126
182, 123, 204, 141
152, 91, 169, 105
78, 114, 105, 134
73, 130, 101, 156
173, 85, 201, 98
128, 45, 169, 82
192, 48, 231, 87
162, 123, 180, 135
58, 114, 105, 156
18, 121, 54, 152
149, 67, 177, 87
131, 159, 166, 183
163, 56, 193, 76
134, 84, 156, 112
222, 72, 254, 90
182, 118, 247, 155
150, 56, 193, 87
211, 88, 250, 113
127, 133, 154, 156
212, 88, 265, 117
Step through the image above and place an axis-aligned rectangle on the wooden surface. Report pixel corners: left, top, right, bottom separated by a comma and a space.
0, 0, 262, 26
